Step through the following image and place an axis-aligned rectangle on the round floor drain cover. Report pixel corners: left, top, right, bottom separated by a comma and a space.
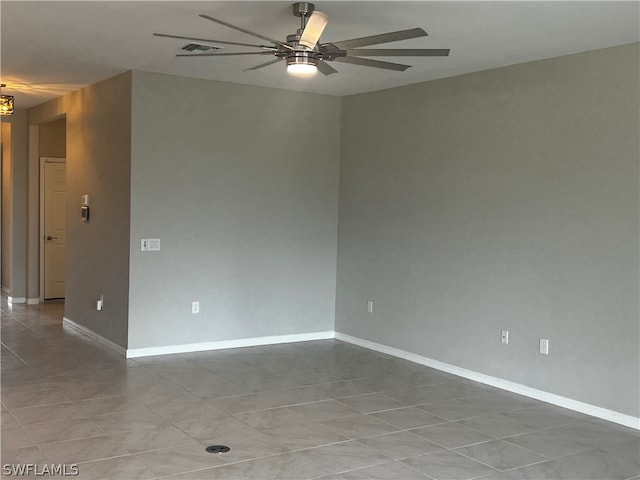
206, 445, 231, 454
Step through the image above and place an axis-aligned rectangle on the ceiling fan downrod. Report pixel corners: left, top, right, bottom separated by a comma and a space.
292, 2, 315, 32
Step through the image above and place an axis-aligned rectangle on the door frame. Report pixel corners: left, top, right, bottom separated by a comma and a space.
39, 157, 66, 302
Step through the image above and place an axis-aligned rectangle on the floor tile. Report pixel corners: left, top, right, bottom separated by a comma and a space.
320, 460, 430, 479
483, 438, 640, 479
1, 411, 20, 430
111, 423, 198, 454
145, 395, 227, 423
402, 450, 498, 480
38, 435, 128, 464
503, 422, 623, 459
454, 439, 548, 471
458, 412, 544, 439
0, 389, 69, 409
210, 385, 331, 414
290, 400, 361, 422
174, 415, 291, 463
316, 379, 379, 398
1, 425, 34, 450
89, 409, 166, 434
71, 395, 145, 418
336, 393, 406, 413
547, 420, 640, 450
61, 382, 128, 401
419, 400, 484, 422
233, 406, 307, 429
411, 422, 496, 448
321, 414, 399, 439
0, 444, 46, 465
174, 415, 265, 442
372, 407, 448, 429
201, 451, 334, 479
10, 402, 82, 426
23, 418, 105, 444
385, 382, 485, 406
256, 421, 349, 450
299, 440, 390, 474
357, 431, 445, 460
74, 455, 155, 480
457, 405, 580, 439
181, 379, 255, 399
133, 444, 227, 477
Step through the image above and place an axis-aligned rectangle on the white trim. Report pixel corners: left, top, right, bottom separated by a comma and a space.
7, 296, 26, 304
63, 317, 126, 356
335, 332, 640, 430
126, 331, 335, 359
27, 297, 40, 305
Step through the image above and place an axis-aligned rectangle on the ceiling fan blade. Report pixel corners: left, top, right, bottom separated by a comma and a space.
153, 33, 274, 50
176, 51, 275, 57
299, 11, 329, 50
333, 28, 427, 50
199, 14, 293, 50
346, 48, 450, 57
245, 58, 283, 71
317, 60, 338, 76
332, 56, 411, 71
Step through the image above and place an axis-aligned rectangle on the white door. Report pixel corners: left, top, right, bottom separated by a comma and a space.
44, 160, 66, 299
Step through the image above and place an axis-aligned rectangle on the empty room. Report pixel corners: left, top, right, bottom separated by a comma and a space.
1, 1, 638, 479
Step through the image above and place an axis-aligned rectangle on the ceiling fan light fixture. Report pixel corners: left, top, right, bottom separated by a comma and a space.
0, 84, 14, 116
286, 52, 318, 77
0, 96, 14, 116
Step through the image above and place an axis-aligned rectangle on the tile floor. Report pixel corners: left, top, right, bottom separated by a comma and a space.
1, 295, 638, 479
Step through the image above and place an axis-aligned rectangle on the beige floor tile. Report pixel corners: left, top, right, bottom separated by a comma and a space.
38, 435, 128, 464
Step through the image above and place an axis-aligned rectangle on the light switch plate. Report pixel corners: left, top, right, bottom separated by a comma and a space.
141, 239, 161, 251
539, 338, 549, 355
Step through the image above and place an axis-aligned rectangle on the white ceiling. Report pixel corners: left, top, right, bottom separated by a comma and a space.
1, 1, 638, 108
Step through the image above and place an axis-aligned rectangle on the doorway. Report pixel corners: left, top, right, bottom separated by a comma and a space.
40, 158, 66, 300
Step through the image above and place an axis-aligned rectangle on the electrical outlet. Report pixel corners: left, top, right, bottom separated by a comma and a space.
539, 338, 549, 355
501, 330, 509, 344
192, 301, 200, 314
367, 300, 374, 314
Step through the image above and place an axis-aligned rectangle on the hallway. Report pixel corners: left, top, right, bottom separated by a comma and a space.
1, 295, 638, 479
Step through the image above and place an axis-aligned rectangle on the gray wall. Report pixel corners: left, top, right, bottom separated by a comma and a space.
2, 123, 12, 291
29, 72, 132, 347
128, 72, 341, 349
39, 118, 66, 158
1, 110, 29, 299
336, 43, 639, 417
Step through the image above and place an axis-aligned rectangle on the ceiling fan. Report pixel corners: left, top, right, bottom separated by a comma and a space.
154, 2, 450, 77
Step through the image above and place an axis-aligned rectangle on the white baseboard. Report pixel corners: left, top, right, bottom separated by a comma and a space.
126, 331, 335, 358
335, 332, 639, 430
27, 298, 40, 305
63, 317, 126, 356
8, 296, 26, 304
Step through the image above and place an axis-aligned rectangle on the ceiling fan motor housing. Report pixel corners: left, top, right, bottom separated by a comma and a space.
286, 50, 318, 68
